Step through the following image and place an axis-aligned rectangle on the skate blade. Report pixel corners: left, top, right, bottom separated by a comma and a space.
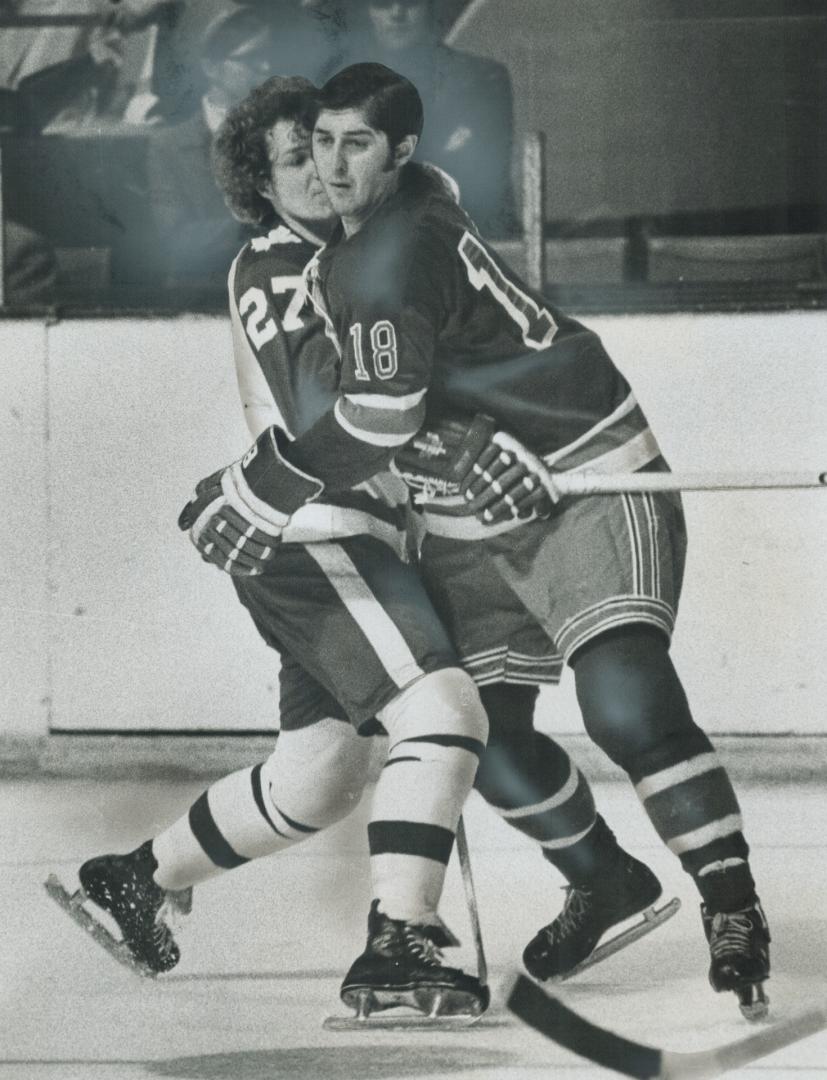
738, 982, 770, 1022
555, 896, 682, 983
327, 986, 490, 1030
43, 874, 157, 980
323, 1012, 489, 1031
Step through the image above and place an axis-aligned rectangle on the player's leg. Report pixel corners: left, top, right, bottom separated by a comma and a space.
73, 665, 372, 975
151, 655, 371, 892
543, 481, 769, 1015
417, 531, 669, 980
340, 665, 489, 1017
571, 624, 769, 1015
236, 535, 490, 1014
474, 681, 665, 980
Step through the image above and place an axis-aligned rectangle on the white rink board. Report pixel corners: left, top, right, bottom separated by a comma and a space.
1, 309, 825, 734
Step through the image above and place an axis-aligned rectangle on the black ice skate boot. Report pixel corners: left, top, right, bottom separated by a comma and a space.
77, 840, 183, 975
701, 895, 770, 1021
340, 900, 489, 1020
523, 852, 674, 982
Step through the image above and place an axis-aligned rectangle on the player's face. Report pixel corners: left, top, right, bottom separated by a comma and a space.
368, 1, 432, 50
312, 108, 403, 232
262, 119, 336, 227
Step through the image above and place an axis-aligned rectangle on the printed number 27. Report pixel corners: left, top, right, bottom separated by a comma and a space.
458, 231, 558, 350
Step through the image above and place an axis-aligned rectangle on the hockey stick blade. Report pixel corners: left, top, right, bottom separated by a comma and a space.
44, 874, 157, 979
506, 973, 827, 1079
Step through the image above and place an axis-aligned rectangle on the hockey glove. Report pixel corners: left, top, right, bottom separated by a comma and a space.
461, 429, 563, 524
391, 413, 500, 500
393, 413, 562, 525
178, 426, 324, 576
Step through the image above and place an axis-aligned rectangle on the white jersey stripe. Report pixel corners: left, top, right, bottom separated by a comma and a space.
303, 542, 425, 689
344, 388, 428, 411
560, 426, 661, 477
634, 752, 722, 801
666, 813, 744, 856
334, 398, 419, 447
543, 392, 638, 467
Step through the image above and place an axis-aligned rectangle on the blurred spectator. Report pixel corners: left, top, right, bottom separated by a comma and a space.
142, 6, 279, 289
0, 0, 183, 130
2, 219, 57, 305
126, 0, 343, 125
325, 0, 517, 236
0, 0, 121, 129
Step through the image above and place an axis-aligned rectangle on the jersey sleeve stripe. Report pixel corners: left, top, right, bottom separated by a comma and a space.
344, 388, 427, 411
334, 395, 425, 447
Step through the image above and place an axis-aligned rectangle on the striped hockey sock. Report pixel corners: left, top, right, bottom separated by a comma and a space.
152, 719, 371, 892
631, 732, 755, 911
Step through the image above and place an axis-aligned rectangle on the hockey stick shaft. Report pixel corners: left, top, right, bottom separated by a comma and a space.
507, 974, 827, 1080
555, 469, 827, 496
455, 815, 488, 987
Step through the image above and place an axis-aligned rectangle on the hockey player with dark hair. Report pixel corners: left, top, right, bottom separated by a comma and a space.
177, 62, 770, 1020
52, 73, 676, 1020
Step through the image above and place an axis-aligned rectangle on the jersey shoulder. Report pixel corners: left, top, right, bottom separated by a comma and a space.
233, 223, 315, 295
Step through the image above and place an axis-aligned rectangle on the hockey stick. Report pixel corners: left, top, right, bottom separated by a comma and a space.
456, 814, 488, 988
554, 469, 826, 497
506, 973, 827, 1079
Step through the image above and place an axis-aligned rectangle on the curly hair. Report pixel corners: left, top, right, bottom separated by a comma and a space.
211, 76, 319, 226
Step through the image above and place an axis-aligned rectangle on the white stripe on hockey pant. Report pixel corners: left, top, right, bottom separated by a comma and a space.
666, 812, 744, 856
622, 493, 643, 596
304, 542, 425, 689
634, 751, 721, 801
540, 822, 594, 851
498, 762, 580, 819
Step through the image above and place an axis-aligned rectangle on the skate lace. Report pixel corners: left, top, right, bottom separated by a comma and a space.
373, 921, 444, 967
709, 911, 752, 959
547, 886, 592, 942
404, 925, 444, 967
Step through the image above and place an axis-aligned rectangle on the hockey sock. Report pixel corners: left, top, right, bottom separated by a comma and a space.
370, 668, 488, 923
572, 626, 755, 911
152, 719, 371, 892
475, 683, 601, 881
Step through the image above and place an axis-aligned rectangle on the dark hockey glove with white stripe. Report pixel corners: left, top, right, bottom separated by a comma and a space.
178, 426, 323, 576
391, 413, 500, 500
393, 413, 562, 525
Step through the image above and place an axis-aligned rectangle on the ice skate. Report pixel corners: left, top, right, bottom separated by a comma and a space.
325, 900, 488, 1030
45, 840, 189, 978
523, 853, 679, 982
702, 895, 770, 1021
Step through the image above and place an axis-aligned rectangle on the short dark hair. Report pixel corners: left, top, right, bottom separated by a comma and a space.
212, 75, 319, 225
318, 62, 423, 147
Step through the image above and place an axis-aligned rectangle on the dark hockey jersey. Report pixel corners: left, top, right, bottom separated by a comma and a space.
288, 164, 660, 493
228, 221, 408, 548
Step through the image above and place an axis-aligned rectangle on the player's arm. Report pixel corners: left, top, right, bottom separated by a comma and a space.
281, 239, 443, 490
178, 251, 319, 577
